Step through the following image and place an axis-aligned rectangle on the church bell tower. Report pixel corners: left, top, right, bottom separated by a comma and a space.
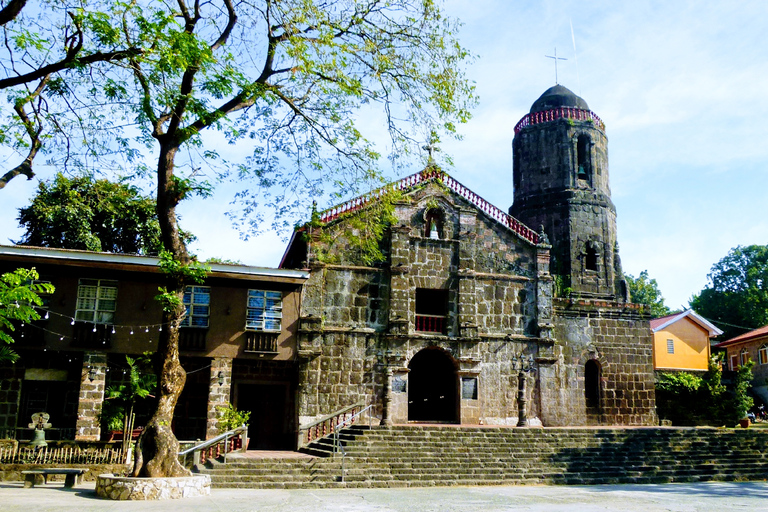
510, 85, 625, 300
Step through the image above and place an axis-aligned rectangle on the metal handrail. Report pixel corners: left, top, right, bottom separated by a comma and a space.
332, 403, 375, 483
298, 401, 366, 447
178, 425, 247, 467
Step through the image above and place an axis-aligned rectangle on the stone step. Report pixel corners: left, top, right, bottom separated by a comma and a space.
200, 426, 768, 489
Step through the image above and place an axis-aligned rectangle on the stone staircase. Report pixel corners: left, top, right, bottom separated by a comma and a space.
196, 425, 768, 489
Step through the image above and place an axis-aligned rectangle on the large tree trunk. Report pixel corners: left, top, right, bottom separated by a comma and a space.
132, 310, 188, 477
132, 141, 191, 477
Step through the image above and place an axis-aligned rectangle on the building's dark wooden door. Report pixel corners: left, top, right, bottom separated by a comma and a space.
408, 348, 458, 422
237, 383, 291, 450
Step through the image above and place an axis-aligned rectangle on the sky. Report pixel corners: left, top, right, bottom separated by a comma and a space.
1, 0, 766, 310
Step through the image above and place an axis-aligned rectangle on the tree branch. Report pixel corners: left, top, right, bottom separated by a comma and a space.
0, 0, 26, 26
0, 48, 144, 90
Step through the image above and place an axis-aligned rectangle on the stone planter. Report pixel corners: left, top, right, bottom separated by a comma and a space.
95, 473, 210, 500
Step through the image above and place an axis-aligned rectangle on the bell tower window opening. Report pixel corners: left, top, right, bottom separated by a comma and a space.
415, 288, 448, 334
577, 135, 591, 182
585, 242, 598, 271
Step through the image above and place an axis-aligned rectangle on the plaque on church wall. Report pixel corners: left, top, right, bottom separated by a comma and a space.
461, 377, 478, 400
392, 376, 407, 393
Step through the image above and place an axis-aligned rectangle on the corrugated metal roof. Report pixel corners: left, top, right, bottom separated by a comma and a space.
0, 245, 309, 281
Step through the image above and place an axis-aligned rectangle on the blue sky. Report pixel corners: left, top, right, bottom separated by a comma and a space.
1, 0, 766, 310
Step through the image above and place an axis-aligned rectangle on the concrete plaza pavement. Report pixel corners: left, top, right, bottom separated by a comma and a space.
2, 481, 768, 512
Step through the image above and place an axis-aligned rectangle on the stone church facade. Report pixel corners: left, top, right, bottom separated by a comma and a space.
282, 85, 657, 427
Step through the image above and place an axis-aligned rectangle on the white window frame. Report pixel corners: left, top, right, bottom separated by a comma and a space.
740, 348, 750, 366
75, 279, 118, 324
759, 345, 768, 366
666, 339, 674, 354
246, 290, 282, 332
730, 354, 738, 370
181, 286, 210, 328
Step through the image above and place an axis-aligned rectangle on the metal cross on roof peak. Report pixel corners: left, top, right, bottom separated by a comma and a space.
545, 48, 567, 85
422, 138, 441, 163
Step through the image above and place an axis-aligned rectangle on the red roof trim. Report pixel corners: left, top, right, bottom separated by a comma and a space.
714, 324, 768, 348
317, 167, 540, 245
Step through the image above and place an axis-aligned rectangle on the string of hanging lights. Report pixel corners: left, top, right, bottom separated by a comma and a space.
11, 304, 183, 344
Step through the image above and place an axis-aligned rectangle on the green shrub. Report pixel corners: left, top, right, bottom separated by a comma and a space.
216, 403, 251, 433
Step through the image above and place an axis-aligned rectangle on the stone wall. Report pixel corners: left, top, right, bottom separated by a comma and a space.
95, 474, 211, 500
298, 174, 656, 428
0, 366, 23, 436
546, 298, 657, 426
75, 352, 107, 441
205, 357, 232, 439
297, 331, 378, 424
297, 183, 548, 426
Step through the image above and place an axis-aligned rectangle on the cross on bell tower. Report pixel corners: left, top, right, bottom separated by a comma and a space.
545, 48, 567, 84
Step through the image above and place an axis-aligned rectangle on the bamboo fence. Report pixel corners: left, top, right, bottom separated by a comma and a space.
0, 444, 123, 464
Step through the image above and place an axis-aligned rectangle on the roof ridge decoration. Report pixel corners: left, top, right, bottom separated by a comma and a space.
317, 167, 539, 245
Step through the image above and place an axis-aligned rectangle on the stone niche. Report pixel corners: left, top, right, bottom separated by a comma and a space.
95, 474, 211, 500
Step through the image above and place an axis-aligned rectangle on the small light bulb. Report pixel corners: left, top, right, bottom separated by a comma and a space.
145, 327, 149, 333
44, 312, 49, 320
112, 326, 116, 334
71, 319, 75, 325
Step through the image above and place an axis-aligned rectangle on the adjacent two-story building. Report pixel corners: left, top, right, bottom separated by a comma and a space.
0, 245, 307, 449
715, 325, 768, 404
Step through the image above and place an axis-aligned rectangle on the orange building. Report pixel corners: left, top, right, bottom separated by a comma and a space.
650, 310, 722, 372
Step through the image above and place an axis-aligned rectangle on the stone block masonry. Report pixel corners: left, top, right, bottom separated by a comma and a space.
548, 298, 657, 426
75, 352, 107, 441
206, 357, 232, 439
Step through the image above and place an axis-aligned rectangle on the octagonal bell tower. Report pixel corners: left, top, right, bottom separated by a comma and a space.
509, 85, 625, 300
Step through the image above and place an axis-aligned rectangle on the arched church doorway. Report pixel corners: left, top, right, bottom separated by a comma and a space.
585, 359, 602, 425
408, 348, 458, 422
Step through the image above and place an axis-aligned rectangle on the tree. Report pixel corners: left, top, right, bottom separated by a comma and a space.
103, 354, 157, 461
0, 0, 145, 188
0, 267, 54, 362
624, 270, 671, 317
655, 355, 748, 427
16, 173, 166, 254
5, 0, 474, 477
690, 245, 768, 340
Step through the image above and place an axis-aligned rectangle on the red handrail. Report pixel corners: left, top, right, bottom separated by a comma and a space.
514, 107, 604, 135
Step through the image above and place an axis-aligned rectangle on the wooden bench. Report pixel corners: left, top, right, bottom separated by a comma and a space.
21, 468, 88, 488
